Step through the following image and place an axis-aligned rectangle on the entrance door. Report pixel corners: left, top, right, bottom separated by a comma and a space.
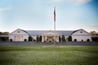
47, 36, 54, 42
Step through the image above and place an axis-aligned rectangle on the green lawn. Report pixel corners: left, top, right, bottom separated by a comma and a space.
0, 45, 98, 65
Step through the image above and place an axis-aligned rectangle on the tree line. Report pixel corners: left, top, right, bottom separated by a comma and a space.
0, 32, 9, 35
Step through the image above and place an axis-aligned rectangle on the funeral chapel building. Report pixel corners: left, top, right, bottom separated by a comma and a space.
9, 29, 92, 42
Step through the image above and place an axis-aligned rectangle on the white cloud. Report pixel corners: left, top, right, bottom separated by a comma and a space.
72, 0, 92, 5
50, 0, 92, 5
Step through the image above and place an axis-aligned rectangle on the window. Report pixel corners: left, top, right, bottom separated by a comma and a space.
80, 31, 83, 33
17, 31, 20, 33
87, 39, 90, 42
10, 39, 13, 42
24, 39, 27, 42
81, 40, 83, 42
74, 39, 77, 42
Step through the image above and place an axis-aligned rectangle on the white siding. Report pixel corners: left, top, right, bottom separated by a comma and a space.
72, 36, 91, 41
9, 29, 29, 41
72, 29, 92, 42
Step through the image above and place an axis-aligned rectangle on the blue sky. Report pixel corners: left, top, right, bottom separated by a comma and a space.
0, 0, 98, 32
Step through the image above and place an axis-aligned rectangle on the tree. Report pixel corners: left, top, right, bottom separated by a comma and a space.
68, 36, 72, 41
39, 36, 42, 42
3, 32, 9, 35
28, 36, 32, 41
0, 32, 9, 35
37, 35, 40, 42
92, 37, 98, 42
0, 32, 2, 34
59, 36, 61, 42
62, 35, 65, 42
90, 31, 97, 35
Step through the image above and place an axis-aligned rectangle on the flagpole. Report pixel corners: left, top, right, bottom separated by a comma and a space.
54, 20, 56, 31
54, 7, 56, 31
53, 7, 56, 45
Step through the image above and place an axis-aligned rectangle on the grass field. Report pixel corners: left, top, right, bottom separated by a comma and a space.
0, 45, 98, 65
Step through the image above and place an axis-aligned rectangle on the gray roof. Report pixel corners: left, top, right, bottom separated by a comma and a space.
0, 35, 9, 37
25, 30, 74, 36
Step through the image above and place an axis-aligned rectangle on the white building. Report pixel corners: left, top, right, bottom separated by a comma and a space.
9, 29, 92, 42
71, 29, 92, 42
9, 29, 29, 41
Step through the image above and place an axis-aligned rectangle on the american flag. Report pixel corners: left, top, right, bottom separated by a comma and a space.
54, 8, 56, 22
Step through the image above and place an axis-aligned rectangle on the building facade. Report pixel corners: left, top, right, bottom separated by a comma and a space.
9, 29, 92, 42
71, 29, 92, 42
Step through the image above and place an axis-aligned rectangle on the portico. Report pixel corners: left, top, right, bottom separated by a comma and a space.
42, 31, 59, 42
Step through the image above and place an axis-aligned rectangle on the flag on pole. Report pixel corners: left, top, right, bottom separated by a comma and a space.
54, 7, 56, 22
53, 7, 56, 30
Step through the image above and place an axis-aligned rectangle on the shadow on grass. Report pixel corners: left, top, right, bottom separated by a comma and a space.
83, 51, 98, 65
0, 52, 16, 65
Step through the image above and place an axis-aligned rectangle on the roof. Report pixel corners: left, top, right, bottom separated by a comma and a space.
0, 35, 9, 37
10, 28, 90, 36
25, 30, 74, 36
